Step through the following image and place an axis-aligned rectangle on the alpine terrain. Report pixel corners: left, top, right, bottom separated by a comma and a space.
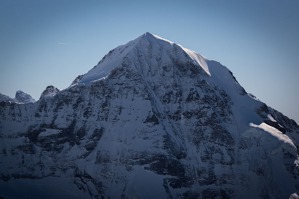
0, 32, 298, 199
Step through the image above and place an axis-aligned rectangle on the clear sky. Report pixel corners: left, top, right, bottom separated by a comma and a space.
0, 0, 298, 123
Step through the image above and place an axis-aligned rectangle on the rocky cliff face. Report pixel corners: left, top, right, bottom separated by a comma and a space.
0, 33, 298, 199
39, 85, 60, 99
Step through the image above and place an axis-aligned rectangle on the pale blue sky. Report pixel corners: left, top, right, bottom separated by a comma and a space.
0, 0, 298, 123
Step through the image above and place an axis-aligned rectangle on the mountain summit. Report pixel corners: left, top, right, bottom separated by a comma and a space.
15, 90, 35, 103
0, 33, 298, 199
77, 32, 210, 85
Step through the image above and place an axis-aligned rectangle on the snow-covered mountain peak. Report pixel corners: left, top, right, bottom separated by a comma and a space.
140, 32, 174, 45
40, 85, 60, 99
15, 90, 35, 103
77, 33, 211, 85
0, 91, 35, 104
1, 33, 299, 199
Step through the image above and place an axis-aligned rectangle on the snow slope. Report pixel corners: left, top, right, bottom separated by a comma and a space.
78, 32, 211, 84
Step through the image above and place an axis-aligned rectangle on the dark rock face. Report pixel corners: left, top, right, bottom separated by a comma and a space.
71, 75, 83, 86
0, 33, 298, 199
40, 85, 60, 99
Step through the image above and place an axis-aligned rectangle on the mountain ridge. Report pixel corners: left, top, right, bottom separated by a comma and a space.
0, 90, 35, 104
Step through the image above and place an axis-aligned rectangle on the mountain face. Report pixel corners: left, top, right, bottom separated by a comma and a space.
0, 93, 16, 103
15, 90, 36, 103
0, 32, 298, 199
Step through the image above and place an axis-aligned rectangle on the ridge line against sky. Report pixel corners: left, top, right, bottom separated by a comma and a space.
0, 0, 298, 123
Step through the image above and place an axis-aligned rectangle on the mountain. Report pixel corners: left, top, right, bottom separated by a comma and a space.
0, 93, 16, 103
39, 85, 60, 99
15, 90, 36, 103
0, 90, 35, 104
0, 32, 298, 199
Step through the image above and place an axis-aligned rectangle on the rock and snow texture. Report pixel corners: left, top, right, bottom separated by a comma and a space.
39, 85, 60, 99
0, 32, 298, 199
0, 91, 35, 104
0, 93, 16, 103
15, 90, 35, 103
70, 74, 83, 86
